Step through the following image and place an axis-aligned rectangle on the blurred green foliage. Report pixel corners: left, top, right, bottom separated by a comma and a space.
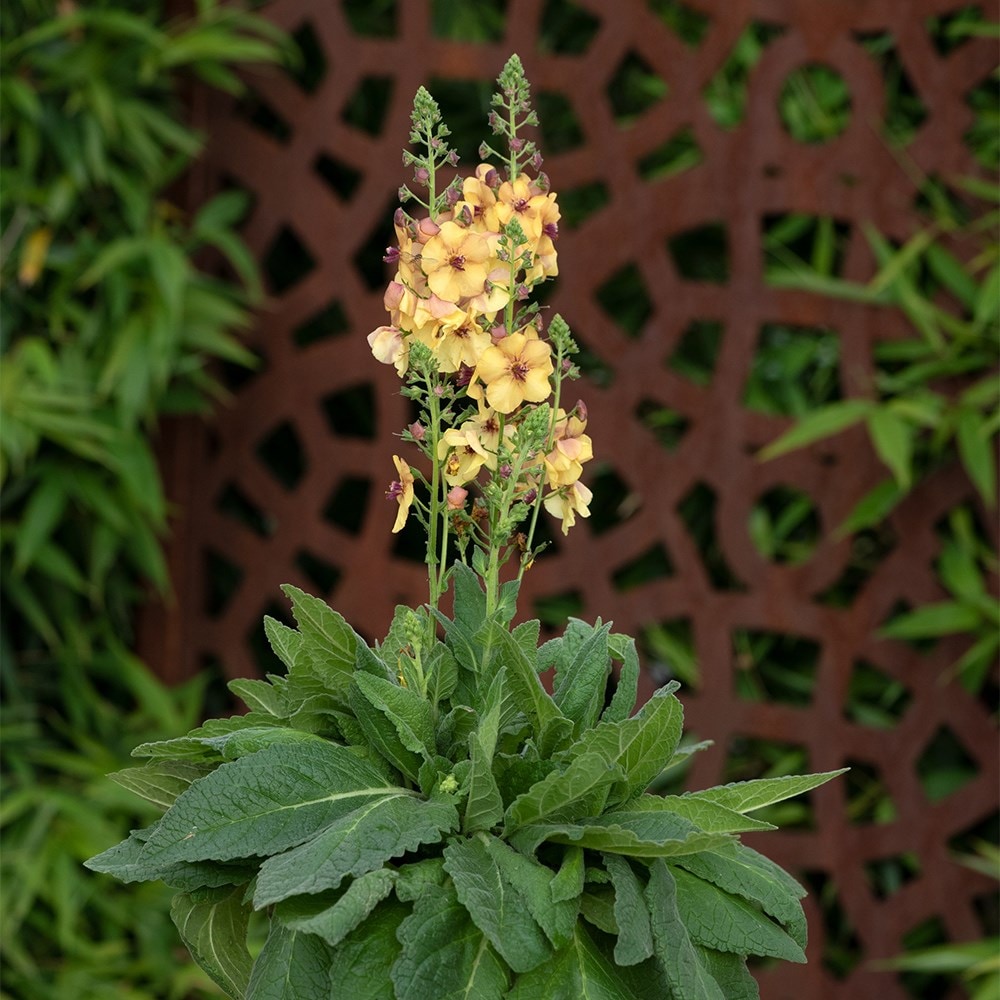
0, 1, 287, 996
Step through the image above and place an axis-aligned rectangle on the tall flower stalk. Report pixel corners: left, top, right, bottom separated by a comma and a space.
370, 55, 592, 621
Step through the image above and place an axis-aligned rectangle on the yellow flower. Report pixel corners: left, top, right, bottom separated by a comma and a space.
543, 481, 592, 535
473, 331, 553, 414
421, 221, 493, 302
544, 407, 593, 487
495, 174, 547, 243
386, 455, 415, 533
434, 308, 492, 373
368, 325, 408, 376
437, 428, 488, 486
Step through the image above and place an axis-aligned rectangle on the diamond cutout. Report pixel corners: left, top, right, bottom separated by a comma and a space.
607, 50, 668, 124
640, 617, 697, 687
779, 63, 852, 144
431, 0, 507, 41
289, 21, 328, 94
595, 262, 653, 338
763, 213, 852, 281
539, 0, 601, 54
677, 482, 745, 591
321, 383, 376, 440
801, 870, 865, 979
314, 152, 362, 202
256, 420, 307, 490
864, 852, 922, 900
204, 548, 244, 618
916, 725, 979, 803
216, 481, 273, 538
612, 543, 675, 592
648, 0, 710, 47
559, 181, 610, 229
667, 319, 723, 385
744, 322, 841, 416
293, 299, 350, 348
294, 549, 341, 595
637, 125, 703, 181
844, 758, 897, 824
262, 225, 317, 295
323, 476, 371, 536
588, 465, 640, 535
537, 91, 585, 153
342, 0, 397, 37
703, 21, 785, 128
342, 75, 394, 136
733, 629, 819, 706
667, 222, 729, 283
635, 399, 690, 451
844, 659, 912, 728
748, 485, 821, 565
857, 33, 929, 145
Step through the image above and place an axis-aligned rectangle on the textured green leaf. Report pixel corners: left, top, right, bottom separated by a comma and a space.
353, 671, 436, 757
394, 857, 447, 901
603, 854, 653, 966
263, 616, 302, 671
675, 844, 807, 950
171, 886, 252, 1000
254, 794, 457, 907
687, 769, 846, 815
426, 641, 459, 705
483, 620, 564, 737
274, 868, 396, 947
133, 742, 409, 871
392, 884, 509, 1000
506, 922, 645, 1000
484, 836, 578, 950
644, 794, 777, 833
245, 923, 333, 1000
671, 865, 806, 963
511, 810, 731, 859
694, 947, 760, 999
560, 683, 684, 803
109, 760, 214, 808
505, 753, 623, 832
550, 846, 585, 904
228, 677, 287, 717
280, 583, 357, 680
579, 887, 618, 935
349, 683, 424, 782
326, 898, 409, 1000
551, 621, 612, 733
443, 562, 488, 671
646, 861, 726, 999
465, 730, 505, 834
443, 835, 552, 973
603, 633, 639, 724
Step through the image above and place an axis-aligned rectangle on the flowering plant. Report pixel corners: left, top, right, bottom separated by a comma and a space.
87, 57, 842, 999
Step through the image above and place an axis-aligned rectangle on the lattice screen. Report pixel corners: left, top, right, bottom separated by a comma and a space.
144, 2, 998, 996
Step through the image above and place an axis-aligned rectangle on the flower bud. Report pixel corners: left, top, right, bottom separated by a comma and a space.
408, 421, 426, 442
414, 166, 430, 185
499, 463, 513, 479
383, 245, 400, 264
510, 136, 524, 152
446, 486, 468, 510
574, 399, 588, 423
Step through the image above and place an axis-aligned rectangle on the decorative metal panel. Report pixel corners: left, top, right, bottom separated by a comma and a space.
143, 2, 998, 996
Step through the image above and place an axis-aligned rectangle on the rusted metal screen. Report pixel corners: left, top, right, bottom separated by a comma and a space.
143, 1, 997, 995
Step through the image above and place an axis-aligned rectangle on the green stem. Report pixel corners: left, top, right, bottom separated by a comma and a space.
426, 376, 442, 615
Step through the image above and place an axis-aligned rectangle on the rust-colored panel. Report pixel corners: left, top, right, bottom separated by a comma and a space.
142, 2, 998, 996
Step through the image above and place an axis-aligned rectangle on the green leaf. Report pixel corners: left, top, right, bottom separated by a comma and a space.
444, 562, 488, 670
685, 769, 847, 814
649, 795, 777, 834
394, 857, 447, 901
13, 475, 67, 574
349, 684, 424, 782
511, 810, 730, 859
675, 843, 807, 950
603, 633, 640, 724
551, 621, 612, 734
561, 683, 684, 803
482, 620, 564, 737
694, 947, 760, 999
263, 616, 302, 671
245, 923, 333, 1000
442, 835, 553, 973
110, 760, 214, 809
550, 846, 585, 904
132, 742, 410, 871
867, 407, 914, 489
392, 884, 509, 1000
880, 601, 981, 639
671, 865, 806, 963
506, 922, 646, 1000
228, 677, 287, 717
483, 836, 578, 950
758, 400, 872, 460
505, 753, 623, 832
171, 886, 252, 1000
274, 868, 396, 947
326, 899, 409, 1000
253, 794, 457, 908
603, 854, 653, 966
645, 861, 726, 999
836, 478, 905, 536
956, 407, 997, 508
281, 583, 357, 680
353, 671, 436, 758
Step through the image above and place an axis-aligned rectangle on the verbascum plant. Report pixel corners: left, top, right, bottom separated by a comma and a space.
87, 57, 843, 999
